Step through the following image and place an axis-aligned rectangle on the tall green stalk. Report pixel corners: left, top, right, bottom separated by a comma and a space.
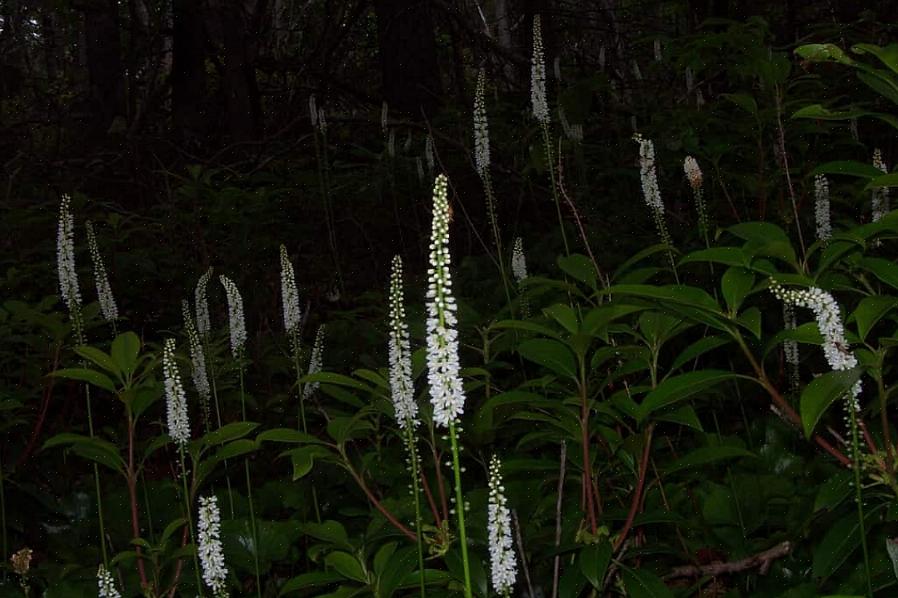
480, 172, 515, 315
205, 344, 235, 518
238, 365, 262, 598
179, 448, 205, 597
448, 421, 472, 598
541, 124, 571, 257
847, 405, 873, 597
404, 428, 427, 596
291, 335, 321, 523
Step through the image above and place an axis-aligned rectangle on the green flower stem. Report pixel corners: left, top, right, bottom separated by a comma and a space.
238, 365, 262, 598
541, 123, 571, 257
447, 421, 472, 598
405, 428, 426, 597
205, 342, 235, 519
292, 336, 321, 523
179, 448, 204, 597
847, 405, 873, 597
480, 171, 514, 316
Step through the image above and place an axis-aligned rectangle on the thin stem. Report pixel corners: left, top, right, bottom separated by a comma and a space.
127, 416, 149, 588
481, 172, 515, 315
848, 405, 873, 597
0, 450, 6, 583
578, 360, 597, 534
551, 441, 566, 598
405, 428, 427, 596
238, 365, 262, 598
541, 124, 571, 256
178, 448, 204, 597
205, 343, 235, 518
774, 85, 807, 266
447, 421, 472, 598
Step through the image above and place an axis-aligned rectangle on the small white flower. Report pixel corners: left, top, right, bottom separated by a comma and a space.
163, 338, 191, 447
303, 325, 325, 401
530, 15, 549, 125
97, 564, 122, 598
280, 245, 302, 340
474, 68, 490, 177
219, 275, 247, 357
426, 175, 466, 427
85, 221, 118, 322
195, 267, 214, 339
783, 303, 800, 392
57, 194, 82, 313
511, 237, 528, 284
183, 300, 211, 425
683, 156, 702, 190
815, 174, 831, 245
684, 156, 708, 236
634, 134, 663, 214
388, 256, 418, 429
872, 148, 890, 222
198, 495, 229, 598
488, 455, 517, 596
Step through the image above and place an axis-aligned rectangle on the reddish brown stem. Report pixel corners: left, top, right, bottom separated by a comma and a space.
345, 465, 416, 541
166, 526, 190, 598
419, 468, 443, 527
614, 424, 653, 552
430, 444, 450, 522
17, 343, 61, 468
859, 420, 879, 455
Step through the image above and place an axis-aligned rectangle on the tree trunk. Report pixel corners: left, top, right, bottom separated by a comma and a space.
214, 0, 259, 140
82, 0, 126, 138
374, 0, 442, 118
171, 0, 208, 138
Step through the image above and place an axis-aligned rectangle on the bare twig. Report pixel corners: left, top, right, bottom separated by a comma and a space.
663, 541, 793, 580
512, 510, 535, 598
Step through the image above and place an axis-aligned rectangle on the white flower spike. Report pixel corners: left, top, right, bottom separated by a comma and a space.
163, 338, 191, 447
85, 221, 118, 322
488, 455, 517, 596
426, 175, 466, 427
280, 245, 302, 340
57, 194, 82, 313
198, 494, 229, 598
183, 300, 211, 425
195, 267, 214, 339
511, 237, 528, 284
814, 174, 831, 245
97, 564, 122, 598
474, 68, 490, 177
303, 325, 325, 401
219, 275, 247, 357
530, 15, 549, 125
388, 256, 418, 429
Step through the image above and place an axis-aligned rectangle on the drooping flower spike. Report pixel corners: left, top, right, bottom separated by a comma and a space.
531, 15, 549, 125
814, 174, 831, 245
280, 245, 302, 340
183, 300, 211, 426
195, 267, 214, 340
85, 221, 118, 322
426, 175, 466, 427
488, 455, 517, 596
198, 494, 229, 597
219, 275, 247, 358
511, 237, 528, 284
683, 156, 709, 238
473, 68, 490, 178
163, 338, 191, 447
388, 256, 418, 429
57, 194, 82, 314
303, 325, 325, 401
872, 148, 890, 223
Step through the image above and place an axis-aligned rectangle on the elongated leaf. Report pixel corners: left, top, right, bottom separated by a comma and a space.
721, 267, 755, 314
860, 257, 898, 290
200, 422, 259, 448
637, 370, 745, 422
814, 471, 853, 512
301, 372, 372, 393
665, 446, 755, 474
543, 304, 579, 334
621, 568, 674, 598
851, 295, 898, 341
800, 368, 863, 438
558, 254, 597, 289
812, 160, 884, 179
255, 428, 323, 445
51, 368, 116, 392
74, 346, 120, 377
325, 551, 367, 583
279, 572, 344, 595
579, 540, 612, 590
493, 319, 563, 341
679, 247, 747, 267
669, 336, 731, 371
518, 339, 577, 379
812, 504, 885, 579
111, 332, 141, 377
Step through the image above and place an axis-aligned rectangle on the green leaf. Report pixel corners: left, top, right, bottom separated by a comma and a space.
679, 247, 747, 267
579, 540, 612, 590
111, 332, 141, 377
200, 422, 259, 448
255, 428, 323, 445
654, 405, 703, 431
721, 267, 755, 313
795, 43, 855, 65
851, 296, 898, 341
866, 173, 898, 189
852, 43, 898, 75
665, 446, 755, 474
74, 346, 120, 377
325, 551, 367, 583
518, 339, 577, 380
800, 368, 863, 438
887, 538, 898, 582
286, 445, 332, 480
301, 372, 373, 393
860, 257, 898, 291
605, 284, 721, 312
279, 572, 344, 595
558, 254, 598, 289
373, 542, 397, 577
812, 161, 885, 179
51, 368, 116, 392
814, 471, 853, 512
543, 304, 579, 334
492, 320, 563, 341
637, 370, 745, 423
721, 92, 758, 115
728, 222, 790, 244
211, 438, 257, 461
621, 568, 674, 598
812, 504, 885, 579
669, 336, 731, 371
42, 433, 126, 475
301, 520, 351, 549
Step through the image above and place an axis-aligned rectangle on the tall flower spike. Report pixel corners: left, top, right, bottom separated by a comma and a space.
872, 148, 890, 222
97, 564, 122, 598
219, 275, 247, 358
634, 134, 664, 214
473, 67, 490, 177
280, 245, 302, 340
57, 194, 82, 313
815, 174, 832, 245
771, 283, 861, 411
183, 300, 211, 424
163, 338, 191, 446
530, 15, 549, 125
511, 237, 527, 284
303, 325, 325, 401
388, 256, 418, 429
488, 455, 517, 596
85, 221, 118, 322
198, 495, 229, 598
195, 267, 214, 339
684, 156, 708, 236
426, 175, 466, 427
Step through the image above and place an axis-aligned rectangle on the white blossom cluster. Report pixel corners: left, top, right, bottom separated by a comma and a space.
511, 237, 528, 283
182, 300, 211, 425
872, 148, 890, 222
530, 16, 549, 125
163, 338, 191, 447
97, 564, 122, 598
195, 267, 214, 339
634, 134, 663, 214
198, 494, 229, 598
771, 283, 861, 411
280, 245, 302, 340
303, 325, 325, 401
473, 68, 490, 177
683, 155, 702, 190
85, 221, 118, 322
683, 156, 708, 236
219, 275, 246, 357
57, 194, 82, 313
814, 174, 831, 245
388, 256, 418, 429
488, 455, 517, 596
426, 175, 466, 428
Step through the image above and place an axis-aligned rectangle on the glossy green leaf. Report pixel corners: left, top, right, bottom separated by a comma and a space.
51, 367, 116, 392
74, 346, 119, 377
800, 367, 863, 438
679, 246, 747, 267
637, 370, 745, 423
721, 267, 755, 313
558, 254, 598, 289
279, 572, 344, 595
811, 160, 885, 179
543, 303, 579, 334
200, 422, 259, 448
518, 339, 577, 379
812, 504, 885, 579
579, 540, 612, 589
665, 446, 755, 474
111, 332, 141, 377
851, 295, 898, 341
621, 568, 674, 598
325, 551, 367, 583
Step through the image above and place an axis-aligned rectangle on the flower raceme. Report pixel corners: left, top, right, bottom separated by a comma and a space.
57, 194, 81, 314
163, 338, 190, 447
488, 456, 517, 596
303, 325, 325, 401
511, 237, 528, 284
814, 174, 831, 245
195, 267, 214, 339
198, 494, 229, 597
219, 275, 247, 358
85, 221, 118, 322
97, 564, 122, 598
872, 148, 890, 222
473, 68, 490, 177
388, 256, 418, 429
426, 175, 466, 428
530, 15, 549, 125
182, 300, 211, 424
279, 244, 302, 339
